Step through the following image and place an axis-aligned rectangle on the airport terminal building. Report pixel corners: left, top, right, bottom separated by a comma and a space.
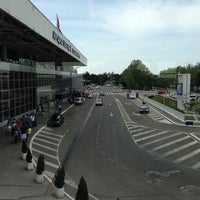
0, 0, 87, 125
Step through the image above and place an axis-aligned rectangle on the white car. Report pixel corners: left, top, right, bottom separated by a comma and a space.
87, 93, 93, 98
74, 97, 83, 105
95, 98, 103, 106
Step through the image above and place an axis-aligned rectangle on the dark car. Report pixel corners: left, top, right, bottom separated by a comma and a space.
47, 113, 64, 127
139, 104, 149, 114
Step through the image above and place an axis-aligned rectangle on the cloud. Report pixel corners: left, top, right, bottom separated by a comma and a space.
31, 0, 200, 75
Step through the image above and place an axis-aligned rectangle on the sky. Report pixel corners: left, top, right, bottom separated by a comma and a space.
30, 0, 200, 75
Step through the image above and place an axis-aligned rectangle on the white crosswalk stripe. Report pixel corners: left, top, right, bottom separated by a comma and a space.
152, 135, 191, 151
162, 140, 198, 157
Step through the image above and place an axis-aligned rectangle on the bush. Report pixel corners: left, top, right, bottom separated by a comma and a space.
21, 140, 27, 153
54, 166, 65, 188
36, 155, 45, 175
26, 149, 32, 163
75, 176, 89, 200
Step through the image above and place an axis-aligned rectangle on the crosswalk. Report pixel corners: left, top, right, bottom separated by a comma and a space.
115, 98, 200, 171
30, 126, 78, 190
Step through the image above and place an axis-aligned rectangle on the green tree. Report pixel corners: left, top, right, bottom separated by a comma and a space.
75, 176, 89, 200
54, 166, 65, 188
120, 60, 152, 90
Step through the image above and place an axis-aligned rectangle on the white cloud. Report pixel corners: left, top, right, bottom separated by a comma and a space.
31, 0, 200, 75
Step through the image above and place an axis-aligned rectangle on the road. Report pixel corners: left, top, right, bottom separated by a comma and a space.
31, 86, 200, 200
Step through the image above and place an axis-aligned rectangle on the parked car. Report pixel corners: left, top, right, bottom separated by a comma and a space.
190, 95, 198, 102
47, 113, 64, 127
74, 97, 83, 105
96, 98, 103, 106
139, 104, 149, 114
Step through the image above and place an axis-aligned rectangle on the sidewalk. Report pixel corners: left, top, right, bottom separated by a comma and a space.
0, 102, 72, 200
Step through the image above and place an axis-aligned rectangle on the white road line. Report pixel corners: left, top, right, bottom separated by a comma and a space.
34, 137, 59, 146
44, 160, 59, 169
36, 134, 61, 142
162, 140, 198, 157
129, 128, 144, 133
133, 129, 155, 137
174, 148, 200, 163
141, 132, 183, 146
32, 148, 58, 160
152, 135, 191, 151
191, 162, 200, 169
40, 130, 63, 138
32, 142, 57, 152
135, 131, 169, 142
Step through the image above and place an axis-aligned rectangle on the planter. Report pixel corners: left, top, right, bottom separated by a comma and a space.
26, 162, 34, 170
53, 185, 65, 199
34, 173, 44, 184
22, 152, 27, 160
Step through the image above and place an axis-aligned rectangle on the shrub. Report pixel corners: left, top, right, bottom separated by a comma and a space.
21, 140, 27, 153
75, 176, 89, 200
54, 166, 65, 188
26, 148, 32, 163
36, 155, 45, 175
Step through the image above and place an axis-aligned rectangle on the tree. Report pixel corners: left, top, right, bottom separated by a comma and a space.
36, 155, 45, 175
54, 166, 65, 188
26, 148, 32, 163
21, 140, 28, 153
75, 176, 89, 200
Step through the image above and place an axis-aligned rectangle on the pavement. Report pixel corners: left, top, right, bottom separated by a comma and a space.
0, 102, 72, 200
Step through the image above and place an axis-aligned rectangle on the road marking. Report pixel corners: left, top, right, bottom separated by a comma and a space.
135, 131, 169, 142
40, 130, 63, 138
174, 148, 200, 163
152, 135, 191, 151
129, 128, 144, 133
36, 134, 61, 142
32, 142, 57, 152
141, 132, 183, 146
191, 162, 200, 169
162, 140, 198, 157
34, 137, 59, 146
32, 148, 58, 160
133, 129, 155, 137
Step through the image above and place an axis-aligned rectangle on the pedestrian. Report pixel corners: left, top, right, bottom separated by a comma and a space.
30, 113, 37, 127
26, 127, 32, 142
20, 125, 27, 142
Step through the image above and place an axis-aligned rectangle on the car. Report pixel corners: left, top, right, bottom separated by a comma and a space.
139, 104, 149, 114
74, 97, 83, 105
47, 113, 64, 127
100, 91, 106, 96
87, 93, 93, 98
95, 98, 103, 106
170, 93, 177, 99
129, 92, 136, 99
190, 95, 198, 102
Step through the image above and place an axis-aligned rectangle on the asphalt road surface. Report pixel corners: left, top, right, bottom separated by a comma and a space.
32, 86, 200, 200
61, 87, 200, 200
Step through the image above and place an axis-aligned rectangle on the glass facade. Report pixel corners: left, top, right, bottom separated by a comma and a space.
0, 67, 72, 124
0, 70, 36, 122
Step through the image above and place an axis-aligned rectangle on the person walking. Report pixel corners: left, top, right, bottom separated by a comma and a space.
26, 126, 32, 142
